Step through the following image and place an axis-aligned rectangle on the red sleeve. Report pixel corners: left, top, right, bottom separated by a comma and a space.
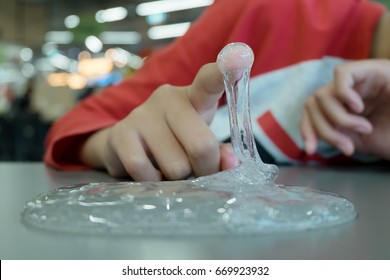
44, 0, 385, 170
219, 0, 385, 75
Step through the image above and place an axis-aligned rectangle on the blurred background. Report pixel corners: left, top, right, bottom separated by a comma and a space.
0, 0, 389, 162
0, 0, 213, 161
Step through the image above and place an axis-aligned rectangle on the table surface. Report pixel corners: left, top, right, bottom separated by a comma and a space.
1, 162, 389, 260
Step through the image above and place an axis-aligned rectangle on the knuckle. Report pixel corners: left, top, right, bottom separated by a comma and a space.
333, 64, 345, 77
129, 106, 147, 123
154, 84, 172, 97
317, 130, 329, 140
107, 123, 126, 148
313, 88, 326, 100
318, 130, 337, 144
150, 84, 178, 105
187, 136, 219, 161
336, 117, 352, 128
158, 84, 173, 91
163, 161, 192, 180
125, 155, 150, 175
109, 122, 121, 138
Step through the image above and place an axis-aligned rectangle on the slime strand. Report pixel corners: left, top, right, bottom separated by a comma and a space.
217, 43, 278, 182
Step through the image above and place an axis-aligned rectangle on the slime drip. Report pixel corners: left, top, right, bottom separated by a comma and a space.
21, 43, 357, 235
216, 43, 278, 182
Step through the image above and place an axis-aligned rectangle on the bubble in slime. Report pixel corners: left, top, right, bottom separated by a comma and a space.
21, 43, 356, 235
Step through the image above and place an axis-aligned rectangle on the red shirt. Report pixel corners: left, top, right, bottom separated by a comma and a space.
44, 0, 385, 169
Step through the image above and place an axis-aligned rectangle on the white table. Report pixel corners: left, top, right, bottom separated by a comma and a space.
1, 162, 389, 259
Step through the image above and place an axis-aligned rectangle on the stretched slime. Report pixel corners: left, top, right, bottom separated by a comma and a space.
21, 43, 356, 235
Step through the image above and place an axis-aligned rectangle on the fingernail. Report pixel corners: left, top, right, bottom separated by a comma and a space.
304, 140, 315, 155
341, 142, 354, 156
350, 99, 364, 113
355, 126, 372, 134
229, 150, 239, 167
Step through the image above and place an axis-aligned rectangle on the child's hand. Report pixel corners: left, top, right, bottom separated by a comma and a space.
301, 59, 390, 159
80, 63, 239, 181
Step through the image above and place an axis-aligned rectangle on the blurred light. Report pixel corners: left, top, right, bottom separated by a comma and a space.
20, 48, 33, 62
85, 36, 103, 53
49, 53, 71, 70
105, 48, 128, 67
105, 48, 144, 69
136, 0, 214, 16
78, 57, 113, 76
21, 63, 36, 78
64, 15, 80, 28
94, 71, 122, 87
99, 31, 141, 45
48, 73, 68, 87
45, 31, 74, 44
68, 60, 79, 73
67, 74, 87, 89
105, 48, 116, 58
41, 42, 58, 56
146, 13, 167, 25
35, 58, 55, 72
95, 7, 128, 23
129, 56, 144, 69
0, 64, 25, 84
148, 22, 190, 40
78, 51, 91, 61
47, 73, 87, 90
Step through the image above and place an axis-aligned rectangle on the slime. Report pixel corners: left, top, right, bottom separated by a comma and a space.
21, 43, 356, 235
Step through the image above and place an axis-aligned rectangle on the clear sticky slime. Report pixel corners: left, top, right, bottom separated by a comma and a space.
21, 43, 356, 235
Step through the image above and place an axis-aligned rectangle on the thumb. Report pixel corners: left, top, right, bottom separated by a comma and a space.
187, 63, 225, 122
334, 62, 367, 113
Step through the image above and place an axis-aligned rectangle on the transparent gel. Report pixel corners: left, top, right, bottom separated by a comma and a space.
21, 43, 356, 235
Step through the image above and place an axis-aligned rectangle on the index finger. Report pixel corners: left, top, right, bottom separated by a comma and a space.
187, 63, 225, 117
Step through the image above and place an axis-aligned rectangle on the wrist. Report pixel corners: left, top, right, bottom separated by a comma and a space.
80, 127, 111, 169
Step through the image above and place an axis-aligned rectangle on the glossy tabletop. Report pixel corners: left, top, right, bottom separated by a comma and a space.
1, 162, 389, 259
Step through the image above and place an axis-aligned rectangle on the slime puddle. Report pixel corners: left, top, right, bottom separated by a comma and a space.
21, 43, 356, 235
